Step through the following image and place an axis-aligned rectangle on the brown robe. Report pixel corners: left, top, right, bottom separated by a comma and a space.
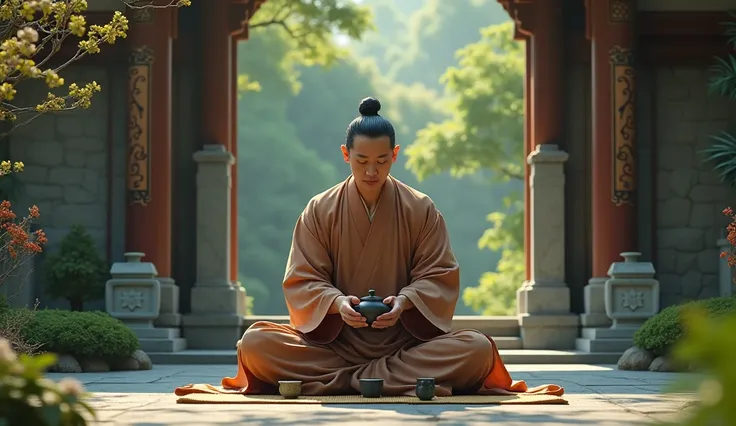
175, 176, 563, 397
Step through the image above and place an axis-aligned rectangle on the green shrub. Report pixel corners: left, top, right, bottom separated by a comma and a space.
21, 310, 139, 359
633, 296, 736, 355
0, 338, 95, 425
44, 225, 109, 311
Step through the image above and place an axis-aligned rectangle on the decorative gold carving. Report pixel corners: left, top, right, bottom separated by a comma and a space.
127, 46, 154, 206
609, 0, 633, 23
609, 45, 636, 206
621, 289, 644, 312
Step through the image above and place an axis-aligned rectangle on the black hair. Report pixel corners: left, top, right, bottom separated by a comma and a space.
345, 97, 396, 150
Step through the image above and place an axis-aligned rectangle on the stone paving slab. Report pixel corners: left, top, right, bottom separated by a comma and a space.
44, 364, 697, 425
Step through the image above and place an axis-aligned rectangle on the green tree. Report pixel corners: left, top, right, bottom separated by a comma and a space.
405, 21, 525, 315
237, 30, 337, 314
356, 0, 509, 91
235, 0, 375, 314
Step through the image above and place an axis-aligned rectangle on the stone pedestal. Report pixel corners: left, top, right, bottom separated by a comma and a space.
182, 145, 246, 349
106, 252, 186, 352
518, 144, 579, 349
576, 252, 659, 353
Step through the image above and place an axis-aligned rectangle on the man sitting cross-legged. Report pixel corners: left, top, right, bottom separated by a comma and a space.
175, 97, 563, 398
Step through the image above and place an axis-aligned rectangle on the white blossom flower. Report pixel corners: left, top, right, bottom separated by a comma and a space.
57, 378, 84, 397
0, 338, 17, 363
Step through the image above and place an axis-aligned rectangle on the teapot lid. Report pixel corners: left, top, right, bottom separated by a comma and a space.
360, 289, 382, 302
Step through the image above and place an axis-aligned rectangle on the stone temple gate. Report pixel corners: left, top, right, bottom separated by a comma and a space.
4, 0, 736, 364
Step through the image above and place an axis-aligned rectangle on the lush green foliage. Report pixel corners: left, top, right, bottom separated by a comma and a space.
405, 21, 525, 314
21, 310, 138, 359
43, 225, 108, 311
0, 338, 95, 425
632, 296, 736, 355
660, 309, 736, 426
238, 0, 522, 315
702, 13, 736, 184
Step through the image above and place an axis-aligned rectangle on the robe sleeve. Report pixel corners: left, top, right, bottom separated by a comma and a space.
399, 206, 460, 341
282, 201, 344, 344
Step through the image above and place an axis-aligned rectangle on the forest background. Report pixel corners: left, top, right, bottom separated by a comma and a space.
237, 0, 525, 315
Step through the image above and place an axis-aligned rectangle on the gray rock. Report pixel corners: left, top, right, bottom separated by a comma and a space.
649, 356, 675, 372
131, 350, 152, 370
617, 347, 655, 371
53, 354, 82, 373
79, 358, 110, 373
109, 356, 140, 371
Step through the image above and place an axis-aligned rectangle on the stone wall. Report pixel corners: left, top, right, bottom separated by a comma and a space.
7, 66, 111, 308
654, 66, 736, 308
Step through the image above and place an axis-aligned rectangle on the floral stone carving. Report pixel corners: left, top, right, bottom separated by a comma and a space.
105, 252, 161, 328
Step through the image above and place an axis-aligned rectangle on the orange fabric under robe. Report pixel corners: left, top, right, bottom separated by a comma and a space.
175, 176, 563, 397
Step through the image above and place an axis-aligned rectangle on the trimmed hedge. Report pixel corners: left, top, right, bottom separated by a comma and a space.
633, 296, 736, 355
21, 309, 139, 359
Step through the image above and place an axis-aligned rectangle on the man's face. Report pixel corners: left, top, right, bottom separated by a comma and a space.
341, 135, 400, 196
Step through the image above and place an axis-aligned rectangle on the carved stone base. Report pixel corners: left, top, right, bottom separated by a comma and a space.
182, 314, 244, 350
519, 313, 579, 350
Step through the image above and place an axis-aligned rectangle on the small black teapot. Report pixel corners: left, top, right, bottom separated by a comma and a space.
353, 289, 391, 325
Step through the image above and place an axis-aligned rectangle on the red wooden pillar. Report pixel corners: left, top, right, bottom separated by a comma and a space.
501, 0, 563, 283
125, 6, 174, 277
529, 0, 564, 149
524, 39, 532, 281
202, 0, 232, 150
588, 0, 637, 278
230, 39, 239, 284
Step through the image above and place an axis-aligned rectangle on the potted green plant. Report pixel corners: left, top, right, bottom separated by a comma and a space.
44, 225, 108, 311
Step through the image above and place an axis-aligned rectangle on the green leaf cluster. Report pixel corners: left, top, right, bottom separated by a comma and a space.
43, 225, 108, 311
0, 338, 95, 426
405, 21, 525, 315
658, 308, 736, 426
17, 309, 139, 359
632, 296, 736, 355
702, 12, 736, 184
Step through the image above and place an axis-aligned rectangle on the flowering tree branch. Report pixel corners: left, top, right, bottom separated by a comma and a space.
0, 0, 190, 132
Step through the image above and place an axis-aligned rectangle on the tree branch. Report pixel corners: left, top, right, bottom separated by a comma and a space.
497, 166, 523, 181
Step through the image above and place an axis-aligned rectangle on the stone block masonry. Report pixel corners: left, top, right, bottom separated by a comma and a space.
654, 66, 736, 308
8, 66, 110, 304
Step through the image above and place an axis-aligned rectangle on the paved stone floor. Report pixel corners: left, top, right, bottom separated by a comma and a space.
45, 364, 697, 425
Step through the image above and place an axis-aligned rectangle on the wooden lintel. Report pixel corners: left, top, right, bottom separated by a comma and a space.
638, 11, 731, 38
229, 0, 267, 40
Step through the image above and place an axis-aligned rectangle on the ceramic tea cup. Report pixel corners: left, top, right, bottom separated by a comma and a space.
359, 378, 384, 398
278, 380, 302, 399
415, 378, 436, 401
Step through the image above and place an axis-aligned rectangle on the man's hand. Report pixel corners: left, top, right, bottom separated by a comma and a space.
334, 295, 368, 328
372, 295, 408, 329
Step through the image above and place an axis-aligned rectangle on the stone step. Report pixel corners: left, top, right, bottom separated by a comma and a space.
140, 338, 187, 353
575, 337, 632, 353
242, 315, 521, 337
148, 349, 623, 365
581, 327, 636, 340
493, 336, 523, 349
134, 327, 181, 339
